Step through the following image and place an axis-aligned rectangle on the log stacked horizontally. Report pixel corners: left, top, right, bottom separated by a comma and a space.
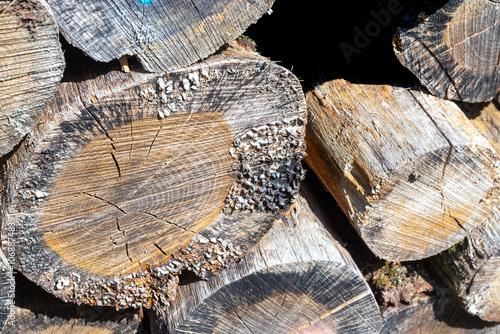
305, 76, 499, 261
1, 44, 307, 310
154, 180, 382, 334
0, 0, 65, 156
46, 0, 275, 71
2, 0, 500, 332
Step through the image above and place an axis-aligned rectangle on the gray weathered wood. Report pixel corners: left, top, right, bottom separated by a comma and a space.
432, 101, 500, 322
47, 0, 274, 72
394, 0, 500, 102
154, 179, 382, 333
0, 44, 306, 309
0, 249, 13, 332
0, 0, 65, 157
305, 76, 499, 261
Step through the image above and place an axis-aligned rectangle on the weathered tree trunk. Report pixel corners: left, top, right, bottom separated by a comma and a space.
0, 43, 307, 310
0, 249, 14, 331
381, 289, 500, 333
305, 76, 499, 261
153, 179, 382, 334
5, 273, 144, 333
0, 0, 65, 156
393, 0, 500, 102
431, 101, 500, 322
46, 0, 274, 72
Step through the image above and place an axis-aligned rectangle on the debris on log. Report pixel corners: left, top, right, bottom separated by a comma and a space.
0, 44, 307, 309
0, 0, 65, 156
46, 0, 274, 72
154, 178, 382, 334
5, 273, 145, 333
394, 0, 500, 102
305, 76, 499, 261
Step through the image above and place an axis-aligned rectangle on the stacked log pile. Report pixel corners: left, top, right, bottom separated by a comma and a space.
0, 0, 499, 333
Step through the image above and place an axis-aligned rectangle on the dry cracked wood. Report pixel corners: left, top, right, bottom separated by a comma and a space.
305, 76, 499, 261
46, 0, 274, 72
431, 101, 500, 322
0, 45, 307, 309
153, 179, 382, 334
0, 0, 65, 157
394, 0, 500, 102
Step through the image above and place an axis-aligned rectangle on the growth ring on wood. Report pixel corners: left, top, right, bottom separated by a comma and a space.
2, 51, 307, 309
46, 0, 275, 72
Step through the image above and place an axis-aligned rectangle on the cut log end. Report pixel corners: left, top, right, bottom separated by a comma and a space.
362, 145, 499, 261
305, 77, 500, 261
3, 51, 307, 309
394, 0, 500, 102
0, 0, 65, 156
165, 262, 377, 334
41, 112, 234, 276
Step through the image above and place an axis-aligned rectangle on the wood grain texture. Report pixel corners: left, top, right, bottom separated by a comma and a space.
305, 76, 499, 261
154, 180, 382, 334
0, 46, 307, 309
394, 0, 500, 102
0, 0, 65, 156
431, 101, 500, 322
46, 0, 274, 72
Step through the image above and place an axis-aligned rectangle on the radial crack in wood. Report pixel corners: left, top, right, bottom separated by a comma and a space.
45, 0, 274, 72
0, 0, 65, 156
305, 76, 499, 261
394, 0, 500, 102
0, 47, 307, 309
153, 180, 382, 333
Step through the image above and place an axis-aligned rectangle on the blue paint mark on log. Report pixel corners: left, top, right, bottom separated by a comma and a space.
140, 0, 153, 4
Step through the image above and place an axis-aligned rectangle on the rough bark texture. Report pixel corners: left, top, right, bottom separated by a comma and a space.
0, 249, 13, 331
305, 76, 499, 261
0, 44, 307, 310
5, 273, 145, 334
394, 0, 500, 102
46, 0, 274, 72
431, 101, 500, 322
154, 179, 382, 334
0, 0, 65, 157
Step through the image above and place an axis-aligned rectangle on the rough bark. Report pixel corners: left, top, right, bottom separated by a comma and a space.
305, 76, 499, 261
0, 0, 65, 157
381, 289, 500, 333
5, 273, 145, 334
431, 101, 500, 322
46, 0, 274, 72
0, 249, 14, 331
153, 179, 382, 334
0, 44, 307, 309
393, 0, 500, 102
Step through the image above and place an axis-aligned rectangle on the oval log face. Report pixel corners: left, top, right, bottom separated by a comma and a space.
170, 262, 380, 334
47, 0, 274, 71
3, 54, 307, 309
394, 0, 500, 102
41, 113, 234, 275
467, 254, 500, 322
